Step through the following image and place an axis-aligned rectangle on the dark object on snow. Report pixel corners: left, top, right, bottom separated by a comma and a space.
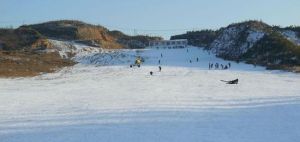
209, 63, 213, 70
150, 71, 153, 75
215, 63, 219, 69
161, 53, 163, 58
130, 65, 133, 68
224, 65, 228, 70
158, 60, 161, 64
159, 66, 162, 72
221, 79, 238, 84
196, 58, 199, 62
189, 60, 192, 63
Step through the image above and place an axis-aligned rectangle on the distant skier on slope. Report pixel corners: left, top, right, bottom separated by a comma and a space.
224, 65, 228, 70
150, 71, 153, 76
135, 56, 142, 67
215, 63, 219, 69
209, 63, 213, 69
159, 66, 162, 72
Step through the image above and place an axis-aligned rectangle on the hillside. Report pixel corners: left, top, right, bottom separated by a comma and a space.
171, 30, 218, 48
1, 20, 162, 51
24, 20, 162, 49
0, 51, 74, 77
109, 30, 163, 48
0, 27, 46, 50
171, 20, 300, 72
0, 20, 162, 77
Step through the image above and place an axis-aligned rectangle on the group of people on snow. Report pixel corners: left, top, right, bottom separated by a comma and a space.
209, 62, 231, 70
128, 48, 237, 84
130, 55, 162, 76
130, 51, 232, 77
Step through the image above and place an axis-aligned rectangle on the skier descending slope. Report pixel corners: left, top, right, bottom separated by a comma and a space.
135, 56, 142, 67
150, 71, 153, 76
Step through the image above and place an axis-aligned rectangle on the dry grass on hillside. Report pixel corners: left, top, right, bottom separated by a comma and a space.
0, 51, 75, 77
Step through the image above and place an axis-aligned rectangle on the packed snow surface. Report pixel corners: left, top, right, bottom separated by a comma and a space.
0, 43, 300, 142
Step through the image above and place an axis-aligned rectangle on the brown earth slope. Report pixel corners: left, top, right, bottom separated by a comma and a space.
0, 51, 75, 77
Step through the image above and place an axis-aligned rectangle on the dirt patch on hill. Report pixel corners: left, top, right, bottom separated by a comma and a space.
0, 51, 75, 78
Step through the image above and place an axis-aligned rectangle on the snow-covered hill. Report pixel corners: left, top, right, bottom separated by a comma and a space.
172, 21, 300, 72
0, 45, 300, 142
210, 26, 265, 58
209, 26, 300, 59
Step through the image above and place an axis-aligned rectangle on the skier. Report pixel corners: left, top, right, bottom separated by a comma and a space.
221, 64, 224, 69
215, 63, 219, 69
224, 65, 228, 70
135, 56, 142, 68
158, 60, 161, 64
189, 60, 192, 63
150, 71, 153, 76
130, 65, 133, 68
209, 63, 213, 69
228, 62, 231, 68
161, 53, 163, 58
196, 57, 199, 62
159, 66, 162, 72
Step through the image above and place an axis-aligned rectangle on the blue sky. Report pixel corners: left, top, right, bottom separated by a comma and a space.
1, 0, 299, 39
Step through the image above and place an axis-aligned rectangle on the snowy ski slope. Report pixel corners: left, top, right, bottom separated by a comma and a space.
0, 43, 300, 141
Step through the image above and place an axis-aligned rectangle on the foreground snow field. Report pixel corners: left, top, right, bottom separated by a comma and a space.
0, 45, 300, 142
